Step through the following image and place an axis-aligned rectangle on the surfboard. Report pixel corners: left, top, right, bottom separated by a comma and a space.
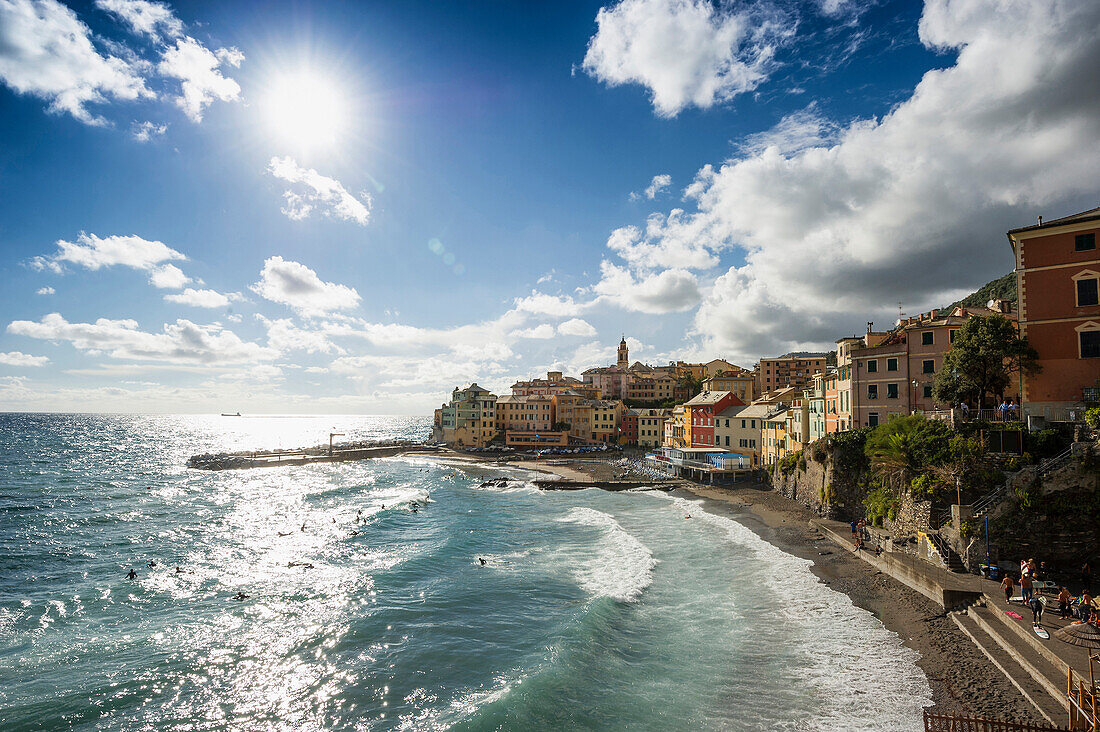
1033, 625, 1049, 639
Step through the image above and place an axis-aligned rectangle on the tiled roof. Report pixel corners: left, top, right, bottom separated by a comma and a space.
1007, 206, 1100, 236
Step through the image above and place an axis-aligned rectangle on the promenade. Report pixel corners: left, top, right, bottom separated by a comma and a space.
814, 517, 1097, 727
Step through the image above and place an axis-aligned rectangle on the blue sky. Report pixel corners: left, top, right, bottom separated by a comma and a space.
1, 0, 1098, 413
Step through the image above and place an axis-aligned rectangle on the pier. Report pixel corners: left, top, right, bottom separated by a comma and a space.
186, 441, 440, 470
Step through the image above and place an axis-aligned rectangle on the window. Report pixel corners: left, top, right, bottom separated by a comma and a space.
1076, 233, 1096, 251
725, 436, 730, 447
868, 384, 878, 399
866, 359, 878, 373
923, 385, 933, 398
887, 358, 898, 371
1082, 330, 1100, 358
1077, 278, 1099, 307
949, 329, 958, 343
868, 413, 879, 427
923, 359, 935, 374
751, 420, 756, 428
887, 383, 899, 399
922, 331, 934, 346
741, 419, 746, 428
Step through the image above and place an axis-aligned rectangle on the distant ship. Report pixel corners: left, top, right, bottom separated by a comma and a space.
220, 412, 242, 417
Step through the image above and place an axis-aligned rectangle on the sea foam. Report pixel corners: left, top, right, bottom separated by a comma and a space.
663, 495, 933, 731
556, 507, 657, 603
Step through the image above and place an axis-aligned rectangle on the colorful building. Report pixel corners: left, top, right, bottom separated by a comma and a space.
440, 383, 498, 447
683, 390, 746, 448
755, 352, 829, 393
635, 408, 668, 447
1008, 208, 1100, 421
701, 371, 754, 404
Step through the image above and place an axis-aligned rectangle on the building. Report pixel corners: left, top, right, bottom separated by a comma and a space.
590, 400, 624, 443
663, 409, 684, 448
848, 305, 1020, 428
496, 394, 555, 433
701, 371, 754, 404
582, 337, 682, 402
620, 409, 639, 445
510, 371, 594, 398
762, 408, 791, 465
755, 352, 829, 393
635, 408, 669, 447
683, 390, 746, 448
807, 374, 827, 443
1008, 208, 1100, 421
440, 384, 498, 447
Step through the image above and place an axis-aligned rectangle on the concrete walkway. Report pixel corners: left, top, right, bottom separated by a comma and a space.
813, 516, 1098, 726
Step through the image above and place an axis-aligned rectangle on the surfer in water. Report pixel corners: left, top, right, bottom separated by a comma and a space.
478, 557, 487, 566
232, 592, 250, 601
127, 568, 137, 580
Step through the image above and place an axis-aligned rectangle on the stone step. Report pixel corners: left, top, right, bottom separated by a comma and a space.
950, 611, 1066, 726
967, 604, 1069, 720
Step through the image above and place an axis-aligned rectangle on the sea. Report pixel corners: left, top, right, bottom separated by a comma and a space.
0, 414, 933, 731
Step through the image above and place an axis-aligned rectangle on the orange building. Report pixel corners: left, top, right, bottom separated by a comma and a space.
1008, 208, 1100, 421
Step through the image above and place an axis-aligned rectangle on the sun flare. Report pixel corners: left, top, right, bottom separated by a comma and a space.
260, 71, 347, 152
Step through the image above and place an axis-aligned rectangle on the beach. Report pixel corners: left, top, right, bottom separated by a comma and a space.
504, 453, 1044, 724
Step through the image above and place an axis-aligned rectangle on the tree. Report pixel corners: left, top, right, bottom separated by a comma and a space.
677, 373, 703, 398
932, 314, 1040, 409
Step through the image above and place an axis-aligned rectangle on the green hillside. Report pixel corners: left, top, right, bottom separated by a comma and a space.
947, 272, 1016, 310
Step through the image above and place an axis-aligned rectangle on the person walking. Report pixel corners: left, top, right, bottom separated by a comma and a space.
1001, 574, 1015, 603
1028, 595, 1044, 626
1021, 573, 1034, 603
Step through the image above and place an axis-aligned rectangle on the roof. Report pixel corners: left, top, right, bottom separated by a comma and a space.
1007, 206, 1100, 237
717, 404, 747, 418
727, 403, 773, 418
683, 390, 740, 406
464, 383, 491, 393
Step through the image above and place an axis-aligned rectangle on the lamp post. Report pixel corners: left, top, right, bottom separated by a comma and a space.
329, 432, 345, 457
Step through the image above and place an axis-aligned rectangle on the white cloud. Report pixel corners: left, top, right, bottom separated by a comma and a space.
257, 316, 342, 355
582, 0, 794, 117
737, 102, 840, 156
558, 318, 598, 337
36, 286, 55, 295
131, 120, 167, 141
606, 0, 1100, 362
95, 0, 182, 40
31, 233, 186, 275
0, 351, 50, 367
267, 157, 372, 226
148, 263, 190, 289
510, 323, 557, 339
0, 0, 153, 125
163, 287, 242, 308
7, 312, 277, 363
512, 291, 582, 317
250, 256, 361, 316
644, 173, 672, 199
594, 261, 701, 313
157, 36, 242, 122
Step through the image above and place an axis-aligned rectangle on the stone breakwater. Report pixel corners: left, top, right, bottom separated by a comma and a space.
186, 440, 437, 470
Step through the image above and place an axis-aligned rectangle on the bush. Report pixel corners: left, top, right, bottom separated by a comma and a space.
1085, 407, 1100, 430
1027, 427, 1072, 460
863, 484, 898, 526
960, 519, 980, 539
909, 473, 940, 499
798, 456, 807, 472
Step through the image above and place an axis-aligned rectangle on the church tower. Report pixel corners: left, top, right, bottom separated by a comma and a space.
617, 335, 629, 369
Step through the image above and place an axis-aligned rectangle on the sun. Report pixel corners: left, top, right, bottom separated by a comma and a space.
260, 71, 347, 153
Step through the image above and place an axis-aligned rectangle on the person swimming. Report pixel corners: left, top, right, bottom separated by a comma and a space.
148, 560, 157, 567
127, 568, 137, 579
232, 592, 250, 601
300, 521, 307, 532
175, 566, 184, 574
478, 557, 486, 566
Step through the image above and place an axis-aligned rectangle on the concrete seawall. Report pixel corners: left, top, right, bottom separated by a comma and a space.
812, 519, 983, 608
187, 444, 440, 470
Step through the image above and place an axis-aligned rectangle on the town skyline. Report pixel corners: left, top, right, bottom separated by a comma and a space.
1, 0, 1098, 414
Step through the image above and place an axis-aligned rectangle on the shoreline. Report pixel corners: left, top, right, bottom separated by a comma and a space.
483, 453, 1044, 723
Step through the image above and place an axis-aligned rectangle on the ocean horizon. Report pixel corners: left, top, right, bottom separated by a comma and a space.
1, 413, 932, 730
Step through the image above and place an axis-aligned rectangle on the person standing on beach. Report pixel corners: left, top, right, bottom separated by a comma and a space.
1028, 596, 1044, 626
1001, 574, 1015, 603
1058, 587, 1072, 619
1020, 573, 1033, 603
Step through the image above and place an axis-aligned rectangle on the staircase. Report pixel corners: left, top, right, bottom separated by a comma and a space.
927, 531, 968, 572
1037, 446, 1076, 477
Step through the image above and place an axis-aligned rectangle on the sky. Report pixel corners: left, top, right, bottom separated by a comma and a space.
0, 0, 1098, 414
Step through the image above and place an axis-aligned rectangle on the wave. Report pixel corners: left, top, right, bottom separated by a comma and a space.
661, 494, 933, 730
556, 507, 657, 603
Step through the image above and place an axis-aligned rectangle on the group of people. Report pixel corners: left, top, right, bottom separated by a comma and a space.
957, 398, 1018, 421
999, 557, 1097, 626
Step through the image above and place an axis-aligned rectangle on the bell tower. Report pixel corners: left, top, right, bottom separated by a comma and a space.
617, 335, 629, 369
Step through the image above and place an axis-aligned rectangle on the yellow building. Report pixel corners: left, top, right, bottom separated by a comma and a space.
762, 408, 790, 466
635, 408, 668, 447
440, 383, 498, 448
702, 372, 754, 404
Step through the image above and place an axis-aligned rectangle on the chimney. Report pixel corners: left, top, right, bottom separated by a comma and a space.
1037, 215, 1044, 226
930, 308, 938, 318
867, 321, 874, 333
